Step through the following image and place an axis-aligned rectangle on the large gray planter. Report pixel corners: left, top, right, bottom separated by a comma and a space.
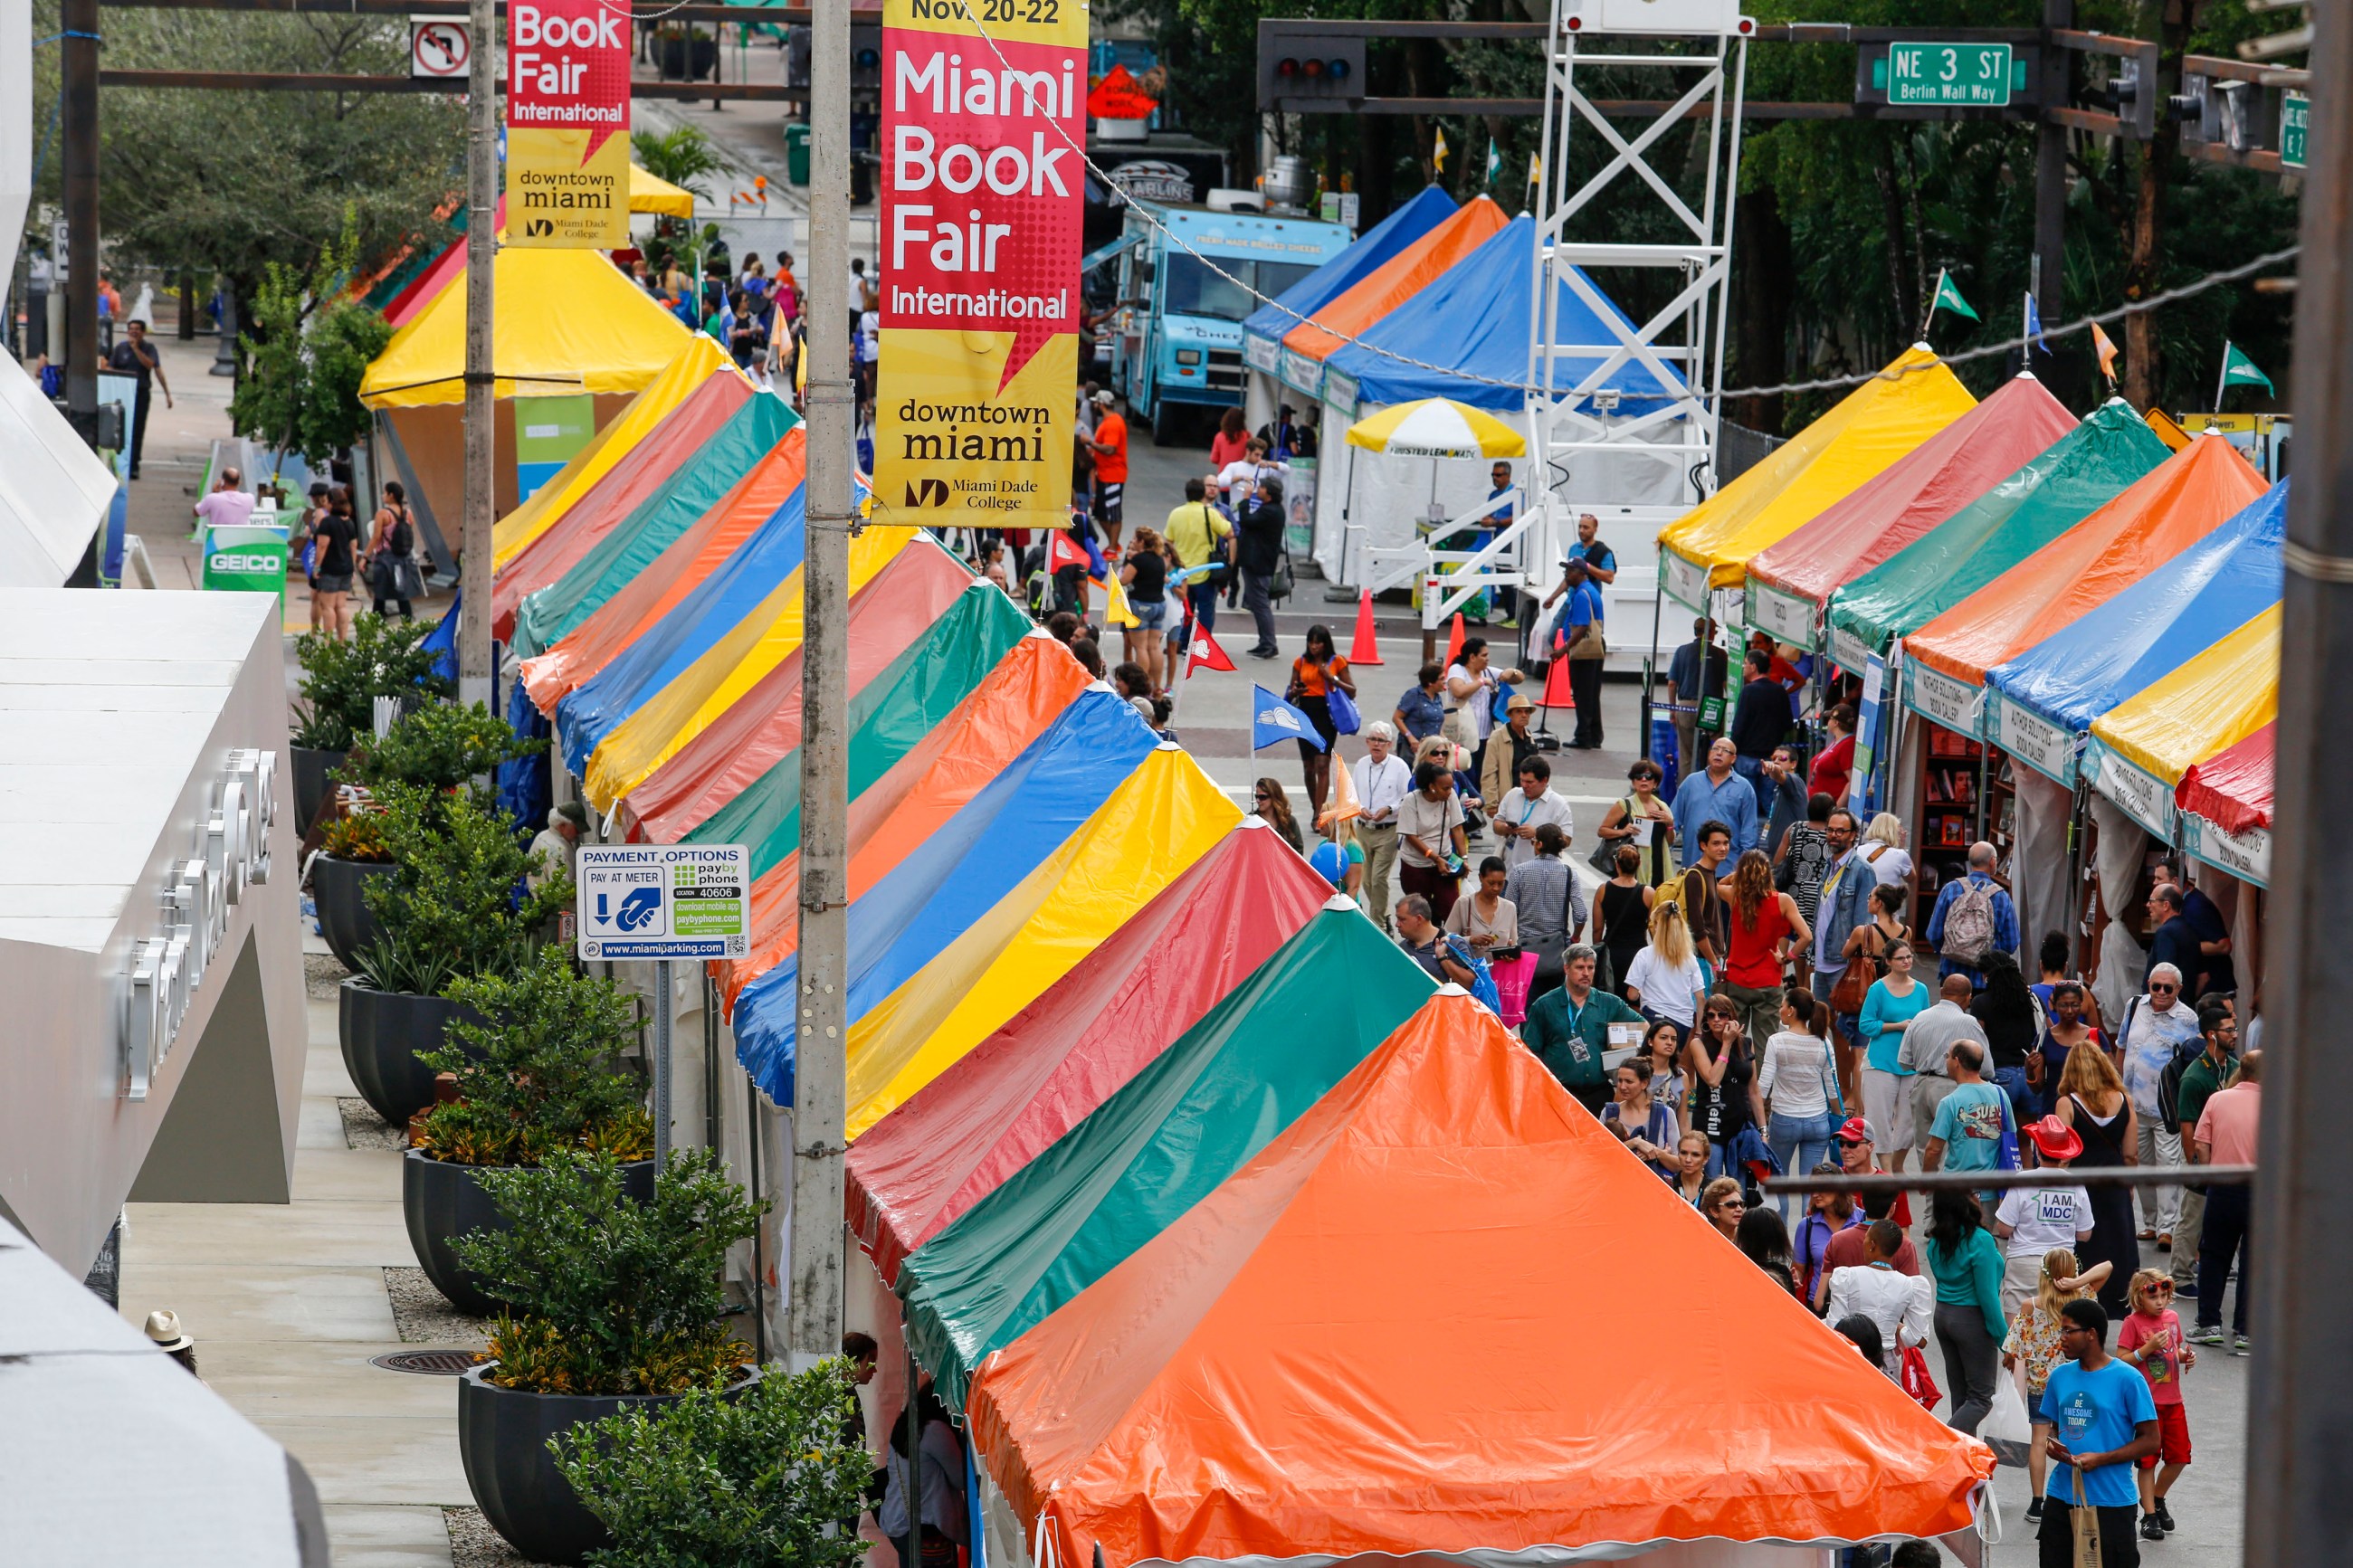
338, 979, 486, 1124
291, 745, 348, 836
458, 1363, 761, 1564
403, 1152, 657, 1316
312, 853, 391, 973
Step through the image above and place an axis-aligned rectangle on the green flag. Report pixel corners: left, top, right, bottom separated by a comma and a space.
1926, 268, 1979, 327
1486, 138, 1501, 184
2220, 340, 2274, 395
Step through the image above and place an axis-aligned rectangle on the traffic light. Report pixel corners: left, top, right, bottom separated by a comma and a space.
1257, 26, 1364, 112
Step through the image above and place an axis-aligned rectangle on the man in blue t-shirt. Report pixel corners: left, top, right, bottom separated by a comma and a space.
2037, 1298, 2159, 1563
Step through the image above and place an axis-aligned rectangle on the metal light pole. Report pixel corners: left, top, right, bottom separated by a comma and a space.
60, 0, 99, 447
2244, 0, 2353, 1556
459, 0, 498, 707
787, 0, 852, 1369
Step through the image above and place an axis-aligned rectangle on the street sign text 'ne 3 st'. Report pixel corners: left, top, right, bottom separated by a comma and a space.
576, 844, 749, 961
1884, 43, 2015, 107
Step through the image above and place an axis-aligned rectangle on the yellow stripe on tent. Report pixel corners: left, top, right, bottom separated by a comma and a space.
492, 337, 742, 567
1657, 346, 1975, 594
360, 246, 692, 409
2088, 603, 2279, 786
843, 746, 1243, 1139
630, 164, 698, 219
578, 527, 916, 811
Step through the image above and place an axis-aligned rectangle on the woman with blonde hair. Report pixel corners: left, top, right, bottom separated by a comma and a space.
1859, 811, 1916, 898
2053, 1038, 2141, 1317
2002, 1245, 2113, 1514
1623, 898, 1706, 1047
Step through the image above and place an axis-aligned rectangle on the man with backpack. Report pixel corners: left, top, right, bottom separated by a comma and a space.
2163, 1001, 2238, 1298
1925, 841, 2019, 991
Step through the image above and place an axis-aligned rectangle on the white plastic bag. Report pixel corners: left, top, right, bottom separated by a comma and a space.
1984, 1363, 2034, 1468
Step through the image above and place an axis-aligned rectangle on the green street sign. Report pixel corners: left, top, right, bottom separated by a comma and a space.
2282, 91, 2309, 171
1882, 43, 2016, 108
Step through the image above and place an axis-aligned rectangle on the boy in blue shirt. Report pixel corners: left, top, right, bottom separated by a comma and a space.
2038, 1298, 2160, 1564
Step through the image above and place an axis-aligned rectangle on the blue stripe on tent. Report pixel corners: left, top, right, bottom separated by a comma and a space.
732, 689, 1158, 1105
555, 487, 809, 775
1325, 213, 1687, 414
1988, 478, 2286, 735
1240, 185, 1456, 352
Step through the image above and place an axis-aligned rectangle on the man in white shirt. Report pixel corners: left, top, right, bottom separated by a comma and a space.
1899, 974, 1989, 1152
1353, 723, 1414, 930
1491, 755, 1573, 870
1215, 434, 1289, 512
1823, 1219, 1935, 1376
1994, 1115, 2098, 1313
2116, 962, 2200, 1245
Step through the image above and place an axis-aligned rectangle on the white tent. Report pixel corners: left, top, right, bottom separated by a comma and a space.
0, 357, 116, 585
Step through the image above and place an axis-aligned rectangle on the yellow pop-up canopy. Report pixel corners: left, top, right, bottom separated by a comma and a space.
360, 246, 691, 409
2085, 603, 2279, 839
1657, 346, 1975, 606
630, 164, 698, 219
491, 336, 741, 567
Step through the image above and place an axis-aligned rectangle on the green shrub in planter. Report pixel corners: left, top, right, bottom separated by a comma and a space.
357, 785, 573, 998
418, 949, 653, 1166
291, 614, 452, 752
554, 1360, 875, 1568
342, 699, 545, 796
459, 1149, 762, 1397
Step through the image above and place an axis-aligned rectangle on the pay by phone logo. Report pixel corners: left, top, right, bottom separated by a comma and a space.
595, 886, 664, 931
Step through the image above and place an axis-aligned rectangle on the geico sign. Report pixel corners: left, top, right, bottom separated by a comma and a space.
209, 554, 282, 574
122, 748, 278, 1100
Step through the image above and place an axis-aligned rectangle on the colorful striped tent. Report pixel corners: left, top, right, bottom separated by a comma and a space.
847, 823, 1336, 1284
2086, 604, 2280, 840
2177, 723, 2273, 888
1823, 400, 2169, 670
897, 904, 1434, 1410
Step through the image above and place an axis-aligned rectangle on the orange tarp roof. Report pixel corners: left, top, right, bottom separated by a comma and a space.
1906, 432, 2265, 686
519, 432, 808, 712
1281, 196, 1508, 364
720, 632, 1094, 1006
967, 990, 1993, 1565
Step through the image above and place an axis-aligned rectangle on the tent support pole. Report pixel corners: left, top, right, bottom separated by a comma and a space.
2065, 776, 2090, 977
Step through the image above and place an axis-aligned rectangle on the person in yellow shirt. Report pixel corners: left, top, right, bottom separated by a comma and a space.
1163, 476, 1233, 652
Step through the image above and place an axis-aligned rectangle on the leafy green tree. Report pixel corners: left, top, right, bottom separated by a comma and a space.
228, 210, 395, 467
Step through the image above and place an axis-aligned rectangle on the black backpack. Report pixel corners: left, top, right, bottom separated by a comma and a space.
2158, 1040, 2222, 1130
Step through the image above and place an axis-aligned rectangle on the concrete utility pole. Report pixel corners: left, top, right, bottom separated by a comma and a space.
787, 0, 852, 1368
458, 0, 497, 708
60, 0, 98, 446
2246, 1, 2353, 1558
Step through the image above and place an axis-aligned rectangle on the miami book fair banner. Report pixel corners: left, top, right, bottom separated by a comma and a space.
507, 0, 632, 248
876, 0, 1086, 528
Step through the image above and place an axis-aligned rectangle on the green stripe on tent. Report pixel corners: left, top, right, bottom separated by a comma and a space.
897, 907, 1436, 1411
686, 584, 1034, 862
510, 394, 799, 659
1824, 400, 2168, 664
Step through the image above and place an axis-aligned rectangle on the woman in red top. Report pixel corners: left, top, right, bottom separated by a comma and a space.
1209, 405, 1251, 470
1810, 701, 1857, 803
1718, 849, 1811, 1055
1285, 622, 1356, 822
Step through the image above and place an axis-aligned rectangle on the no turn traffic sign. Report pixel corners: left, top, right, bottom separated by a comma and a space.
411, 16, 471, 78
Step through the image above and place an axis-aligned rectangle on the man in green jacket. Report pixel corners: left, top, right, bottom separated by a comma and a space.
2170, 1001, 2239, 1297
1520, 944, 1644, 1113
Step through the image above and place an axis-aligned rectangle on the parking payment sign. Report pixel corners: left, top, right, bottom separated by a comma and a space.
576, 844, 749, 961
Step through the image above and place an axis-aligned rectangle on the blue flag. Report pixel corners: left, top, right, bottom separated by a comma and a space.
1252, 683, 1326, 752
2024, 291, 2050, 356
421, 587, 460, 681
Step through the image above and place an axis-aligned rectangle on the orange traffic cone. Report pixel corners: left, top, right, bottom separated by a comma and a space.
1444, 612, 1467, 667
1348, 587, 1384, 665
1542, 651, 1576, 710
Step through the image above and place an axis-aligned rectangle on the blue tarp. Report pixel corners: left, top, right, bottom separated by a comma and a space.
1323, 214, 1686, 414
731, 689, 1159, 1105
1988, 478, 2286, 781
1240, 185, 1456, 356
553, 488, 807, 775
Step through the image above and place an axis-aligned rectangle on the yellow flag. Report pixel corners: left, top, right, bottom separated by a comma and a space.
1317, 749, 1363, 830
1432, 128, 1450, 174
1102, 572, 1139, 630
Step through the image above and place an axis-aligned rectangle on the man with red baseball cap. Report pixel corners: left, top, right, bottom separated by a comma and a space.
1835, 1116, 1911, 1230
1993, 1117, 2100, 1313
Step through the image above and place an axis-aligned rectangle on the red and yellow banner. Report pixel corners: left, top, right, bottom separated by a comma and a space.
506, 0, 632, 249
877, 0, 1086, 528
